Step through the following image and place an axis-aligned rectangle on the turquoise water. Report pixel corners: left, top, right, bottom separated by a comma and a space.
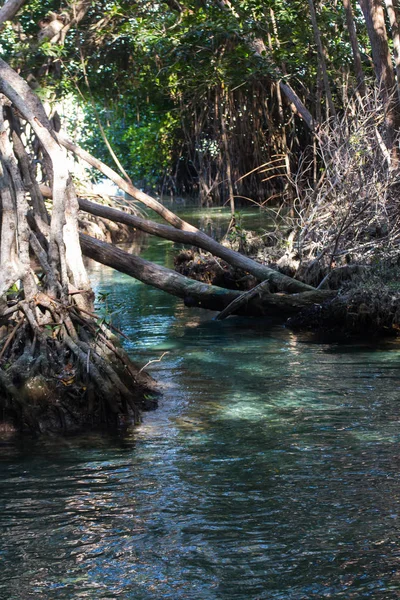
1, 209, 400, 598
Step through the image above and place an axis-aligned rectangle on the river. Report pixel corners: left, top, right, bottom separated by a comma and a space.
1, 207, 400, 599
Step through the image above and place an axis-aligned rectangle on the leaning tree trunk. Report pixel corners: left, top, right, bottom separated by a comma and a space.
80, 234, 334, 316
75, 197, 314, 293
0, 60, 154, 433
56, 135, 314, 293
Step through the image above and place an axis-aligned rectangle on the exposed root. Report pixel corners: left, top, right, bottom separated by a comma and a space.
0, 294, 158, 433
174, 249, 258, 290
0, 317, 23, 359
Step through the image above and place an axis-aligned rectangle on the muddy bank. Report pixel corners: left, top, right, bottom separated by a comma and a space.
287, 288, 400, 337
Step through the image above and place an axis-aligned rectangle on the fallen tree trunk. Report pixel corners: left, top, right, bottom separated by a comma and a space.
80, 234, 334, 316
56, 134, 316, 294
78, 197, 314, 294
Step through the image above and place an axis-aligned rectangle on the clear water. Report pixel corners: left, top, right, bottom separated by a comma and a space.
1, 209, 400, 599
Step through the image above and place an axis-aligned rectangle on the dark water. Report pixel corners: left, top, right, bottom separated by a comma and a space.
2, 209, 400, 599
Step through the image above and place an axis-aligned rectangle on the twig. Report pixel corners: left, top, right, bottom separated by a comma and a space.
138, 352, 169, 374
215, 281, 271, 320
0, 317, 23, 360
86, 349, 90, 374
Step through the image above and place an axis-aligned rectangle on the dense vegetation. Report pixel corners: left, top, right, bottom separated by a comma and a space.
1, 0, 400, 433
0, 0, 387, 202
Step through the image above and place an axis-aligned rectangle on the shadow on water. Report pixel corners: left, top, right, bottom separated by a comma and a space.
1, 208, 400, 599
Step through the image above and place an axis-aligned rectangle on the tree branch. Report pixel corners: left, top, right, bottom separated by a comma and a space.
77, 197, 314, 293
0, 0, 27, 27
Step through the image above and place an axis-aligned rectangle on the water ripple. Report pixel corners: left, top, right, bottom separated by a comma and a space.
2, 248, 400, 598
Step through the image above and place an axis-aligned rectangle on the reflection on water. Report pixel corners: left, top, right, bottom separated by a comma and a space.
1, 210, 400, 599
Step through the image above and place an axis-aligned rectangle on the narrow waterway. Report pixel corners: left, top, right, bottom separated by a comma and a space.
1, 208, 400, 599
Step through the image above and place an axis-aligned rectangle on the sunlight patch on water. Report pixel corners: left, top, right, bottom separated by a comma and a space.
217, 398, 274, 422
352, 431, 400, 443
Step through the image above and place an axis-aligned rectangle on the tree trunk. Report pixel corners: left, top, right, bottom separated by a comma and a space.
220, 99, 235, 217
0, 0, 27, 27
80, 234, 334, 317
278, 81, 315, 130
0, 102, 36, 300
7, 110, 49, 223
308, 0, 337, 118
54, 131, 316, 293
0, 113, 22, 298
77, 197, 315, 293
0, 59, 152, 433
359, 0, 400, 158
343, 0, 367, 96
383, 0, 400, 100
56, 132, 198, 232
0, 58, 92, 305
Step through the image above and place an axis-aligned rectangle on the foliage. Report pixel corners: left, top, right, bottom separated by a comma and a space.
82, 101, 180, 189
1, 0, 385, 201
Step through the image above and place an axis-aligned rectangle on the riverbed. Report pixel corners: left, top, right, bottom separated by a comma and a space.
1, 208, 400, 599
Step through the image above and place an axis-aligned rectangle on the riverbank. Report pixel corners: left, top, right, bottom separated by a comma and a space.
174, 226, 400, 337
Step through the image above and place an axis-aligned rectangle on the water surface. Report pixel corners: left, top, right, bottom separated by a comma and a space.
1, 209, 400, 599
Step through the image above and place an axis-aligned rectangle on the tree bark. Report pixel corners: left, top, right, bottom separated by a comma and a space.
384, 0, 400, 100
56, 132, 198, 232
278, 82, 315, 131
0, 139, 21, 298
0, 103, 36, 300
215, 280, 271, 320
80, 234, 334, 317
0, 58, 92, 306
55, 134, 316, 293
0, 58, 156, 432
0, 0, 27, 27
358, 0, 400, 156
8, 112, 49, 223
77, 197, 315, 293
342, 0, 366, 96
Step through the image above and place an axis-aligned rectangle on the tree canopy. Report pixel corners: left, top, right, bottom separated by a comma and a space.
1, 0, 385, 203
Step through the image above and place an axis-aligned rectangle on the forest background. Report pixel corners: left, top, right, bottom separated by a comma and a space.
0, 0, 385, 204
